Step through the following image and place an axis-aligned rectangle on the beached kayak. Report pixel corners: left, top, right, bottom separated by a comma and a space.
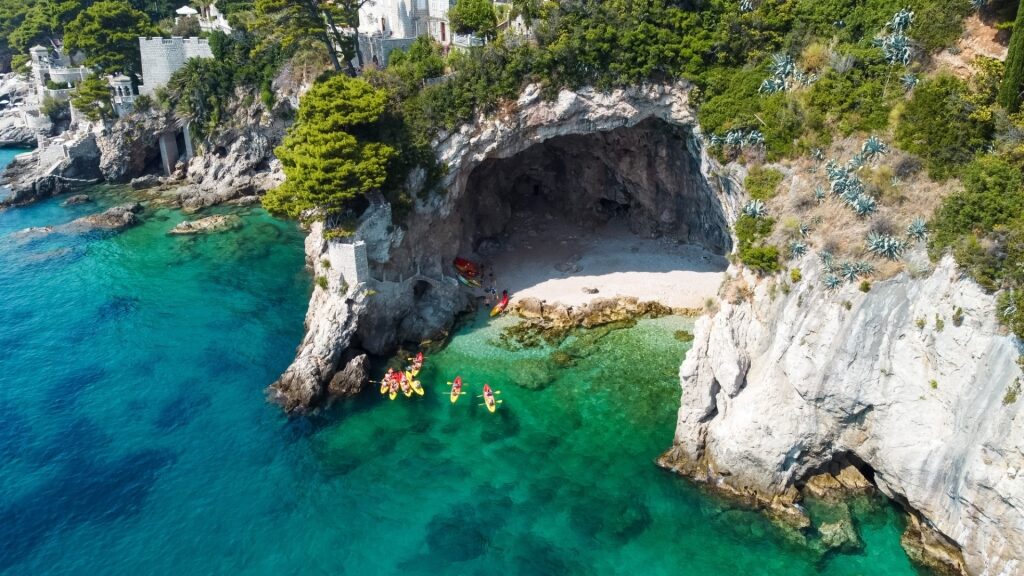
449, 376, 463, 404
453, 257, 481, 278
490, 291, 510, 317
483, 384, 497, 413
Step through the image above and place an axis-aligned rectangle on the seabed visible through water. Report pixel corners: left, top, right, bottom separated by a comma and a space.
0, 170, 927, 574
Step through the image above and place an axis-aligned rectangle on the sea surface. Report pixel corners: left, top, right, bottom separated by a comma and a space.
0, 156, 926, 574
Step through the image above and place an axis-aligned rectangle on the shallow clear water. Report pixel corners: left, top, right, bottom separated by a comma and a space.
0, 165, 925, 574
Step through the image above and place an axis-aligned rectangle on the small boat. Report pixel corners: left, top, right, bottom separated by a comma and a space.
490, 290, 510, 317
407, 371, 425, 396
400, 372, 413, 397
449, 376, 463, 404
388, 377, 399, 401
453, 257, 481, 278
482, 384, 497, 413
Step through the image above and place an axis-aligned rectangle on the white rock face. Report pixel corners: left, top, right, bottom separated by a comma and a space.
664, 255, 1024, 575
267, 221, 366, 413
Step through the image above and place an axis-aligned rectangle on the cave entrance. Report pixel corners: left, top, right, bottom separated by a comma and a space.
458, 118, 730, 309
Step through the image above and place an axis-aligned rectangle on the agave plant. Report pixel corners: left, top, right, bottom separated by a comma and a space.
819, 250, 835, 272
771, 53, 797, 78
745, 130, 765, 147
739, 0, 755, 12
743, 199, 769, 218
846, 153, 866, 171
1002, 290, 1018, 318
887, 8, 914, 33
759, 77, 786, 94
811, 148, 825, 161
814, 186, 827, 203
823, 274, 842, 290
901, 73, 918, 90
825, 159, 846, 182
971, 0, 987, 10
853, 194, 877, 217
839, 261, 860, 283
854, 261, 875, 276
881, 33, 912, 65
725, 129, 746, 148
789, 240, 808, 258
861, 136, 889, 161
799, 222, 811, 238
867, 232, 907, 260
907, 217, 928, 241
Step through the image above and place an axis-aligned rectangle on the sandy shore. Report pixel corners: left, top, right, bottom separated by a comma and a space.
483, 214, 727, 310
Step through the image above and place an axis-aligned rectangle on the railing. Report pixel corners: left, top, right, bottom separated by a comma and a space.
48, 67, 91, 84
452, 33, 485, 48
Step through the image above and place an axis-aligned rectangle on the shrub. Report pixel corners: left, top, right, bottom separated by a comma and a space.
952, 306, 964, 326
916, 317, 926, 329
842, 300, 852, 310
735, 214, 781, 273
321, 258, 331, 269
790, 268, 802, 283
132, 93, 153, 113
935, 315, 945, 332
1004, 378, 1021, 405
745, 166, 784, 201
859, 280, 871, 292
895, 75, 993, 180
929, 379, 938, 389
998, 3, 1024, 112
315, 275, 328, 289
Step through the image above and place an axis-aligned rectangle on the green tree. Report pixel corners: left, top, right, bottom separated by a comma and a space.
999, 3, 1024, 113
254, 0, 357, 72
263, 75, 396, 218
448, 0, 497, 39
71, 75, 113, 121
163, 57, 236, 139
64, 0, 158, 76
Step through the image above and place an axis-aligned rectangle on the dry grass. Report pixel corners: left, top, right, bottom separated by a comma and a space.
753, 135, 957, 282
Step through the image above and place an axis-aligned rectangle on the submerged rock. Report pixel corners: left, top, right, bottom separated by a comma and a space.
60, 194, 91, 207
168, 215, 241, 235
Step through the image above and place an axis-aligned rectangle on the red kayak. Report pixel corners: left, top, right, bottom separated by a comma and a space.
454, 257, 481, 279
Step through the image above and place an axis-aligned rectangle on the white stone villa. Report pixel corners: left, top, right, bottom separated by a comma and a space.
358, 0, 515, 67
174, 2, 232, 34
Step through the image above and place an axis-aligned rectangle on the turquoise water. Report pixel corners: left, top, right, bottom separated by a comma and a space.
0, 163, 925, 573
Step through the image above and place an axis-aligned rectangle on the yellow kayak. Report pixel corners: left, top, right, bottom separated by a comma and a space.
407, 371, 424, 396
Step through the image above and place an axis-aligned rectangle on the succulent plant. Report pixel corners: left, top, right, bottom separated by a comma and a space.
901, 73, 918, 90
814, 186, 827, 203
759, 77, 786, 94
840, 261, 860, 283
853, 193, 877, 217
907, 217, 928, 241
867, 232, 907, 260
799, 222, 811, 238
740, 0, 754, 12
789, 240, 808, 258
861, 136, 889, 161
743, 199, 769, 218
819, 250, 835, 272
854, 260, 875, 276
887, 8, 914, 33
823, 274, 842, 290
811, 148, 825, 161
745, 130, 765, 147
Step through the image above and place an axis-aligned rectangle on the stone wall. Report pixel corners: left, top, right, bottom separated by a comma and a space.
138, 37, 213, 96
327, 241, 369, 291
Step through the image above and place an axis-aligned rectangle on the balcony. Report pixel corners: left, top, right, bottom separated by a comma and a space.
452, 33, 485, 49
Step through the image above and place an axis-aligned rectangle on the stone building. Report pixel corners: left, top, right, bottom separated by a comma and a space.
137, 37, 214, 96
358, 0, 509, 66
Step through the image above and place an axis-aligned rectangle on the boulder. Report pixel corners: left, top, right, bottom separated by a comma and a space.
130, 174, 162, 190
60, 194, 91, 207
70, 202, 143, 231
327, 353, 370, 398
168, 214, 241, 235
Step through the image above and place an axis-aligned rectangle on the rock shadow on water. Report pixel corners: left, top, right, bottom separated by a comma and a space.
47, 364, 106, 415
0, 447, 175, 571
153, 392, 213, 431
407, 493, 516, 571
500, 532, 586, 576
567, 489, 653, 545
478, 404, 521, 444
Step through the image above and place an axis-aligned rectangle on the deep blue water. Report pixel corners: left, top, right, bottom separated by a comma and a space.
0, 152, 924, 574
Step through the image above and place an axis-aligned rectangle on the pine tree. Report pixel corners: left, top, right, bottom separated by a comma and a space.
999, 3, 1024, 112
71, 75, 114, 122
262, 75, 396, 219
64, 0, 158, 77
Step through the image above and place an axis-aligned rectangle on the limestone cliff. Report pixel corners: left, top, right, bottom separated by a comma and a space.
660, 255, 1023, 576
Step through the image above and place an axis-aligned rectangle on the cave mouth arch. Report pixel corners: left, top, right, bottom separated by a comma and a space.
453, 118, 731, 309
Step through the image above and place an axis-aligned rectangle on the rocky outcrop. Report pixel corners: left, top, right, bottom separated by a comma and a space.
168, 214, 240, 235
327, 352, 370, 399
60, 194, 91, 206
1, 133, 102, 207
659, 255, 1023, 576
96, 110, 172, 182
267, 221, 367, 413
68, 202, 143, 231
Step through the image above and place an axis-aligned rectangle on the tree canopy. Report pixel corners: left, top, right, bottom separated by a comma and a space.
262, 75, 396, 219
448, 0, 497, 39
64, 0, 158, 76
71, 74, 114, 121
